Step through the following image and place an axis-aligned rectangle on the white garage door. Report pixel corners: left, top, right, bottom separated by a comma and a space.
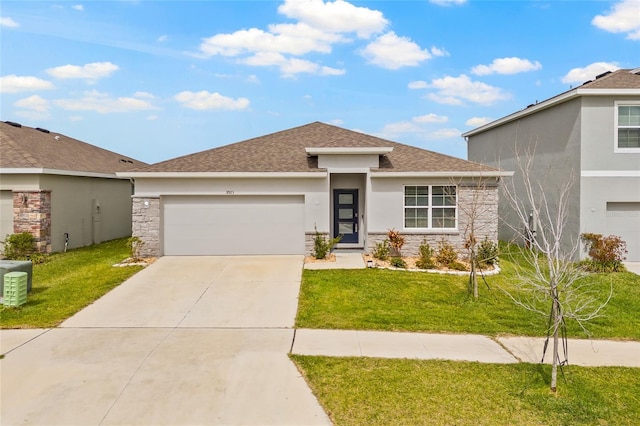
163, 195, 305, 255
0, 191, 14, 243
606, 202, 640, 262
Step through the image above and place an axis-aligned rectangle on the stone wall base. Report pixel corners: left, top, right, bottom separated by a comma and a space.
12, 191, 51, 253
132, 197, 161, 257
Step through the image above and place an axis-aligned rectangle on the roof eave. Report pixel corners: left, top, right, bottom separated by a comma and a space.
1, 168, 124, 179
305, 147, 394, 155
117, 171, 328, 178
463, 87, 640, 138
370, 171, 513, 178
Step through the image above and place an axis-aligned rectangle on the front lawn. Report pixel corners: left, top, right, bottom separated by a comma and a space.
292, 355, 640, 426
297, 258, 640, 339
1, 238, 143, 328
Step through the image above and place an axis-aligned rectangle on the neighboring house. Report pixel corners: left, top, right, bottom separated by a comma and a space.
464, 68, 640, 262
119, 122, 509, 258
0, 121, 147, 254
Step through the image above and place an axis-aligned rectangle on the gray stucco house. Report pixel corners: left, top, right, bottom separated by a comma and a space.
119, 122, 509, 257
0, 121, 146, 253
464, 68, 640, 261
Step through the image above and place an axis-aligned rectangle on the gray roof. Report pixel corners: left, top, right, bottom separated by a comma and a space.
0, 121, 146, 173
134, 122, 499, 174
464, 68, 640, 138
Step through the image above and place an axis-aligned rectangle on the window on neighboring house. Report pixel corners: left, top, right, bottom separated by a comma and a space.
404, 185, 457, 229
617, 104, 640, 150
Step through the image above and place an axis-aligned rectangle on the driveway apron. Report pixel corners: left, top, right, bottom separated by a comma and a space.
0, 256, 331, 426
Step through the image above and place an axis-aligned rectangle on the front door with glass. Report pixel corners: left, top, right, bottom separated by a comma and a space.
333, 189, 359, 244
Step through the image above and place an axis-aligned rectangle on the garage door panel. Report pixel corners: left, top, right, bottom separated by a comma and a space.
163, 196, 304, 255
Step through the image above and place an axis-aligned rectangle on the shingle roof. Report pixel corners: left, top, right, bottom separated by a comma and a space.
0, 121, 146, 173
133, 122, 498, 174
581, 68, 640, 89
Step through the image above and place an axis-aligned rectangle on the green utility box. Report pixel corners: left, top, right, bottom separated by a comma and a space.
3, 271, 28, 307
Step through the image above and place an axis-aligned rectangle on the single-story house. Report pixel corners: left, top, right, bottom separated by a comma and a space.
119, 122, 511, 257
0, 121, 147, 253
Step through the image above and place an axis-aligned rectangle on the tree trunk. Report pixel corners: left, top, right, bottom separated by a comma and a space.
550, 285, 559, 393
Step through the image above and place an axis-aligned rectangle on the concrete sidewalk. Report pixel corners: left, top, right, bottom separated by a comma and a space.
291, 329, 640, 368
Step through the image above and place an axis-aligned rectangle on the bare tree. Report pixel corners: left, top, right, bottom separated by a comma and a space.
501, 148, 611, 392
455, 177, 499, 299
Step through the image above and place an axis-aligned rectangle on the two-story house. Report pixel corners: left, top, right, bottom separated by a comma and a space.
464, 68, 640, 262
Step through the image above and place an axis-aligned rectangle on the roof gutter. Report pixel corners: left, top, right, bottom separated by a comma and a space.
463, 87, 640, 138
117, 171, 328, 178
370, 171, 513, 178
1, 168, 125, 179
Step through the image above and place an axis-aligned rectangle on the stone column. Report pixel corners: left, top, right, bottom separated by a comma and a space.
13, 191, 52, 253
132, 197, 160, 257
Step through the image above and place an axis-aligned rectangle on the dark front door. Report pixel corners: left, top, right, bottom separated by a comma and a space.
333, 189, 359, 244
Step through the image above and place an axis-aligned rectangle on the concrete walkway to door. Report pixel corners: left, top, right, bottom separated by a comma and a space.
0, 256, 331, 426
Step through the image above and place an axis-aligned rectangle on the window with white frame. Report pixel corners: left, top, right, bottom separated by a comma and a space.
616, 103, 640, 150
404, 185, 456, 229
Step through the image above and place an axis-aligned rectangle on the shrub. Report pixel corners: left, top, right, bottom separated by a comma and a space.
448, 261, 468, 271
372, 240, 390, 261
1, 232, 37, 260
127, 236, 145, 261
312, 227, 342, 260
390, 257, 407, 268
436, 240, 458, 267
415, 240, 435, 270
477, 237, 498, 267
580, 233, 627, 272
387, 229, 405, 257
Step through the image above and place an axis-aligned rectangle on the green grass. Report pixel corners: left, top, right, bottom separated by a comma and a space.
292, 355, 640, 426
297, 257, 640, 339
1, 238, 143, 328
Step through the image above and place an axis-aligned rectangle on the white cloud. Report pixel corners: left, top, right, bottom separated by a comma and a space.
147, 115, 159, 121
413, 113, 448, 124
134, 91, 156, 99
329, 119, 344, 126
174, 91, 250, 110
55, 90, 159, 113
361, 31, 431, 69
429, 128, 461, 139
157, 35, 168, 42
241, 51, 345, 77
277, 0, 388, 38
422, 74, 510, 105
72, 4, 84, 11
1, 17, 20, 28
465, 117, 493, 127
0, 75, 55, 93
561, 62, 620, 84
46, 62, 119, 80
408, 80, 428, 89
380, 121, 423, 136
14, 95, 51, 120
429, 0, 467, 6
199, 25, 342, 58
471, 57, 542, 75
430, 46, 449, 57
592, 0, 640, 40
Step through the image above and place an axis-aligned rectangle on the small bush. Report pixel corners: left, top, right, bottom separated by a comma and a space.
436, 240, 458, 267
415, 240, 435, 269
390, 257, 407, 268
29, 252, 49, 264
580, 233, 627, 272
448, 261, 468, 271
312, 227, 342, 259
127, 236, 145, 261
387, 229, 405, 257
1, 232, 37, 260
477, 237, 498, 267
372, 240, 390, 261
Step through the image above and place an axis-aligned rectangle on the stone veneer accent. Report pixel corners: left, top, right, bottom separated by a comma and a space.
132, 197, 161, 257
366, 185, 499, 259
13, 191, 52, 253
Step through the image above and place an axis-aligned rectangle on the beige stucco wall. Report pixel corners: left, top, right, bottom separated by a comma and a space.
0, 173, 133, 252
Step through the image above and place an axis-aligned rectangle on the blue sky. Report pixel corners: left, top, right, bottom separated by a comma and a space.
1, 0, 639, 164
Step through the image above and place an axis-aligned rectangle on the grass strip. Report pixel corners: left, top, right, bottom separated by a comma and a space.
292, 355, 640, 426
1, 238, 142, 328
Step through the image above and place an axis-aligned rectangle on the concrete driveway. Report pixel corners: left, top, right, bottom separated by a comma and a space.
0, 256, 331, 426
